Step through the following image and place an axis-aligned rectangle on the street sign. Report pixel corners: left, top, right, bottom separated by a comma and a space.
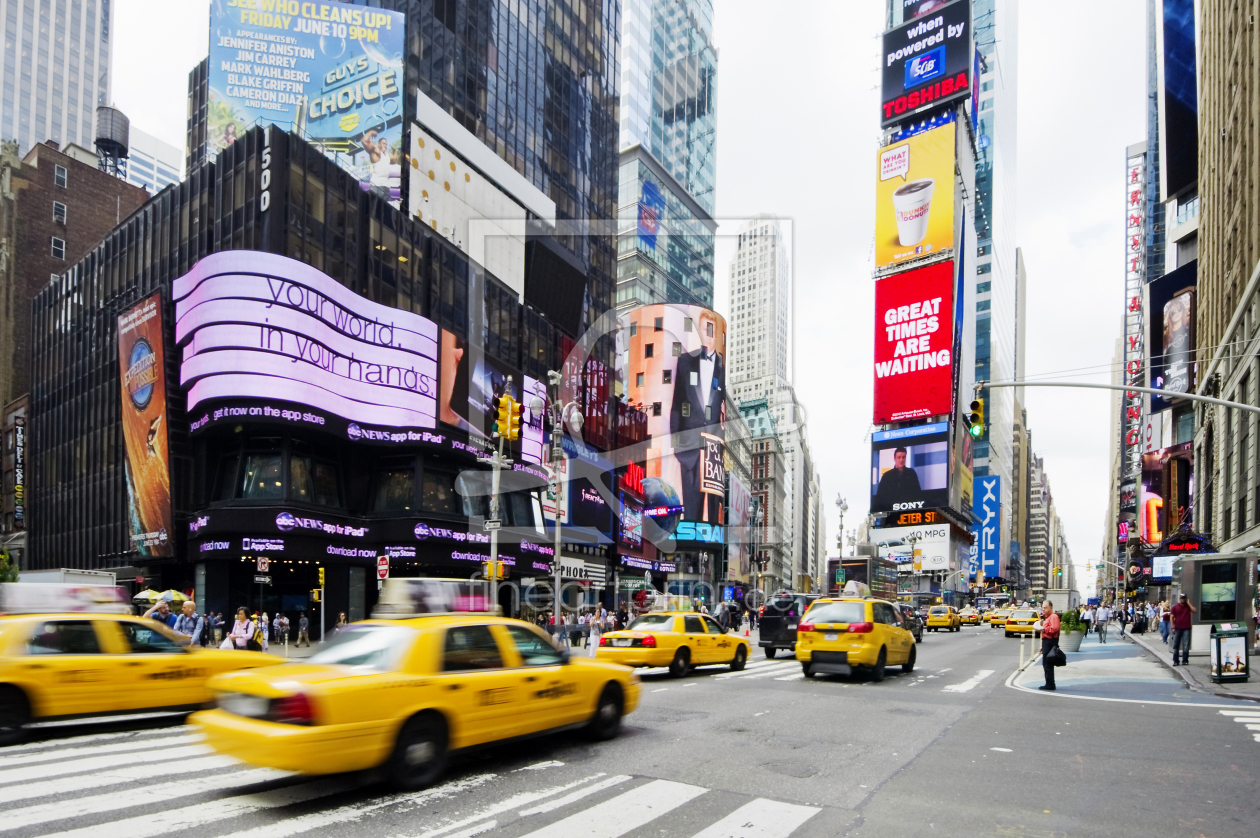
377, 555, 390, 580
256, 556, 269, 573
254, 575, 271, 585
484, 519, 501, 531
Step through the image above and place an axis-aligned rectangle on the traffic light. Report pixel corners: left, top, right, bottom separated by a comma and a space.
318, 567, 325, 587
311, 588, 321, 602
506, 398, 523, 440
968, 398, 985, 438
482, 561, 507, 580
493, 393, 513, 438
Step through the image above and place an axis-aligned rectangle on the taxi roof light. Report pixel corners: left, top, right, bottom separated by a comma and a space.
373, 578, 502, 619
270, 693, 315, 726
0, 582, 132, 615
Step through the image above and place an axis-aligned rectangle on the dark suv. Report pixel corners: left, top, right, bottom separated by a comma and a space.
895, 603, 924, 642
757, 592, 822, 657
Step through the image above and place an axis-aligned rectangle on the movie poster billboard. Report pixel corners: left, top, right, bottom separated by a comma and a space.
1148, 261, 1197, 413
117, 293, 173, 557
875, 123, 956, 269
870, 421, 950, 514
873, 260, 955, 423
727, 471, 752, 578
880, 0, 972, 127
207, 0, 405, 206
617, 305, 727, 539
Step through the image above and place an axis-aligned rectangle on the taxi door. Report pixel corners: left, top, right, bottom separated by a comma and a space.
437, 624, 520, 747
875, 603, 912, 664
99, 620, 205, 710
18, 619, 115, 717
681, 615, 712, 663
702, 615, 736, 662
498, 624, 583, 732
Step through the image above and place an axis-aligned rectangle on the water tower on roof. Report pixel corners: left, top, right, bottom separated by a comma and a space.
95, 105, 130, 179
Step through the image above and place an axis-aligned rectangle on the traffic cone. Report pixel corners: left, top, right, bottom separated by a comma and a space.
744, 627, 749, 637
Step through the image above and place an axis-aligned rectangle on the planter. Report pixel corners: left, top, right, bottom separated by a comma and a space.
1060, 631, 1084, 653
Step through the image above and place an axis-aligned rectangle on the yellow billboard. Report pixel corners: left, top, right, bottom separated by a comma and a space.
874, 122, 956, 270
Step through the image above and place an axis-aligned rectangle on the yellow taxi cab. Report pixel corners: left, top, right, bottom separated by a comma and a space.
988, 609, 1011, 628
1004, 609, 1041, 638
925, 605, 961, 632
795, 582, 916, 681
0, 583, 275, 745
596, 609, 750, 677
958, 608, 982, 626
192, 579, 640, 790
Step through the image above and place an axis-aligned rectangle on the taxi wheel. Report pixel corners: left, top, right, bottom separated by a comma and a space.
801, 663, 814, 678
389, 713, 449, 790
0, 687, 28, 746
765, 647, 777, 659
870, 648, 887, 683
902, 645, 917, 673
730, 646, 747, 671
1004, 631, 1012, 638
586, 683, 623, 741
669, 648, 691, 678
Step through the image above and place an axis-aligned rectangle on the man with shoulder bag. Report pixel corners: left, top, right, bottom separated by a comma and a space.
1039, 601, 1062, 691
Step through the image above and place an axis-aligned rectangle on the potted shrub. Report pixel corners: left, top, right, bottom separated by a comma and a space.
1058, 609, 1085, 652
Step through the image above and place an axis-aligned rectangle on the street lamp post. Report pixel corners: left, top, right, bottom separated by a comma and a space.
531, 372, 582, 640
835, 495, 848, 559
750, 498, 762, 605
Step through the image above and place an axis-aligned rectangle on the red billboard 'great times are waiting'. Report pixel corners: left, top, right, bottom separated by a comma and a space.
873, 260, 955, 424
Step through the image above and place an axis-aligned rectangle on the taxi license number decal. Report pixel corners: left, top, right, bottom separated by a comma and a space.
147, 668, 206, 682
534, 683, 576, 700
478, 687, 514, 706
57, 669, 107, 683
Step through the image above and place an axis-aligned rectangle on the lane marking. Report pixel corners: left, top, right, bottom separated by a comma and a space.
942, 670, 995, 693
517, 761, 564, 771
689, 798, 821, 838
0, 733, 199, 768
990, 747, 1012, 753
514, 779, 707, 838
0, 743, 210, 786
0, 755, 239, 805
518, 775, 634, 817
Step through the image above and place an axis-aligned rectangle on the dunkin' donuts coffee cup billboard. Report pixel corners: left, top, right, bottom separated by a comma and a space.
117, 292, 173, 557
875, 121, 956, 269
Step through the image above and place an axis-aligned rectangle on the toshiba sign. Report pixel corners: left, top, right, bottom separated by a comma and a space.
873, 261, 956, 424
880, 0, 973, 127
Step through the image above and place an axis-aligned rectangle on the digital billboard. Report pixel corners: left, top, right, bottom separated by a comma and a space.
880, 0, 972, 127
875, 123, 956, 269
971, 474, 999, 579
617, 304, 728, 531
1148, 261, 1197, 413
872, 523, 951, 572
870, 421, 950, 514
174, 251, 439, 433
118, 293, 173, 557
437, 328, 523, 451
638, 179, 665, 250
873, 260, 955, 423
727, 471, 752, 578
207, 0, 405, 206
1158, 0, 1198, 199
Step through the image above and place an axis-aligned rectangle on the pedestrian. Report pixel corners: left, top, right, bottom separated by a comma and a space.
143, 598, 179, 628
1160, 601, 1172, 643
1095, 602, 1111, 643
616, 605, 629, 631
297, 611, 311, 647
336, 612, 348, 631
1170, 592, 1196, 665
225, 607, 256, 650
1039, 601, 1061, 691
1081, 605, 1093, 635
171, 600, 205, 647
588, 609, 601, 658
1118, 605, 1129, 638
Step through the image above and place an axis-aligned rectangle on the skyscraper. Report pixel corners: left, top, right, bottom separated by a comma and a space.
728, 216, 790, 403
0, 0, 114, 154
123, 126, 181, 195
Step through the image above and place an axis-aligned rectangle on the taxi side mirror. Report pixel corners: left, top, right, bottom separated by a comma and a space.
558, 648, 571, 665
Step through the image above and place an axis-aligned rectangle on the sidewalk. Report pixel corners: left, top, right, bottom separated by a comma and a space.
1123, 625, 1260, 703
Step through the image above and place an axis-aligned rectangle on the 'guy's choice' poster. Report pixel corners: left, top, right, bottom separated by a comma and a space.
207, 0, 405, 206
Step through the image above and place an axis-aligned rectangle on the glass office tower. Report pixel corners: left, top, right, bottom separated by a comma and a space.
0, 0, 113, 154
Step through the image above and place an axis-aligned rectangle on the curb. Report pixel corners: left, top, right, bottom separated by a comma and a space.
1125, 631, 1260, 704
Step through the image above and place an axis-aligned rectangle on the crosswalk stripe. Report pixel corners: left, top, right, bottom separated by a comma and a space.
408, 773, 618, 838
0, 767, 290, 831
726, 664, 801, 681
0, 755, 241, 805
514, 779, 707, 838
517, 775, 634, 817
0, 743, 210, 786
714, 662, 797, 680
0, 725, 192, 755
690, 798, 821, 838
0, 733, 199, 768
211, 773, 497, 838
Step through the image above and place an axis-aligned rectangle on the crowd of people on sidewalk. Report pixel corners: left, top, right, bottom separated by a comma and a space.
140, 599, 315, 651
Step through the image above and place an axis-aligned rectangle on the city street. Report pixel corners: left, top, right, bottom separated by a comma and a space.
3, 628, 1255, 838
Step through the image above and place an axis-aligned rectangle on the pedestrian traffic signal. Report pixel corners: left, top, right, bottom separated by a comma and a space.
968, 399, 985, 438
482, 561, 507, 580
507, 398, 523, 440
311, 588, 321, 602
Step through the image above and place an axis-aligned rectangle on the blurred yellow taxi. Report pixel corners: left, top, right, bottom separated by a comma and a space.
988, 609, 1011, 628
958, 608, 981, 626
925, 605, 961, 632
597, 611, 750, 677
0, 584, 275, 745
1004, 609, 1040, 637
192, 579, 639, 790
796, 591, 915, 681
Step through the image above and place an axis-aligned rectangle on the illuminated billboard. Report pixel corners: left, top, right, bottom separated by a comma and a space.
870, 422, 950, 514
118, 293, 174, 557
872, 523, 951, 572
1148, 262, 1197, 413
207, 0, 405, 206
880, 0, 972, 127
875, 122, 956, 269
873, 260, 955, 423
174, 251, 438, 432
617, 304, 728, 532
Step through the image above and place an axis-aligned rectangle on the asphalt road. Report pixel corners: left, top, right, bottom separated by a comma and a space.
3, 626, 1257, 838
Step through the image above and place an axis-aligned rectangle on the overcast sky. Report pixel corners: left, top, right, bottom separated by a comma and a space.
113, 0, 1147, 592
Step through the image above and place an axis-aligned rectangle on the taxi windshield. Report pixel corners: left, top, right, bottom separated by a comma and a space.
628, 614, 676, 630
306, 625, 414, 670
929, 607, 949, 615
804, 602, 866, 623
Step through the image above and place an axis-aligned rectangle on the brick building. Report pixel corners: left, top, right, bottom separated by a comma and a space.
0, 139, 149, 407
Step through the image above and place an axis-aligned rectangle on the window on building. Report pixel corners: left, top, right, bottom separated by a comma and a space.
635, 372, 644, 387
652, 402, 662, 417
240, 452, 284, 500
654, 317, 663, 332
644, 343, 654, 358
52, 201, 66, 223
421, 461, 459, 514
50, 237, 65, 259
290, 454, 341, 508
372, 460, 416, 512
54, 164, 67, 188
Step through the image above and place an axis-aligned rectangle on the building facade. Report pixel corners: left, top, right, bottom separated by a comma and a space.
123, 126, 181, 195
728, 217, 790, 404
739, 398, 787, 594
0, 0, 113, 155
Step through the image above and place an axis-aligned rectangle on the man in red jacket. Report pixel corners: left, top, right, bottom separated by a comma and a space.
1039, 601, 1061, 691
1170, 593, 1197, 665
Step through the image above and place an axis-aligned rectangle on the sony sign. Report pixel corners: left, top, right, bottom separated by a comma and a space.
173, 251, 439, 431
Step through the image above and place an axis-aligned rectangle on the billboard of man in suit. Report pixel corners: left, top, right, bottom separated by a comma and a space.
670, 309, 726, 521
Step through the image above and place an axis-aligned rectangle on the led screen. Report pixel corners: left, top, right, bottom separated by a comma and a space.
870, 422, 950, 514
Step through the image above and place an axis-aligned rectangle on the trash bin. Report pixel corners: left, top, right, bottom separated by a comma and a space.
1209, 623, 1250, 683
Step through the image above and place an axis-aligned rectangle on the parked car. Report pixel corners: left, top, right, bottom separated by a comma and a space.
894, 603, 923, 642
758, 592, 822, 658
